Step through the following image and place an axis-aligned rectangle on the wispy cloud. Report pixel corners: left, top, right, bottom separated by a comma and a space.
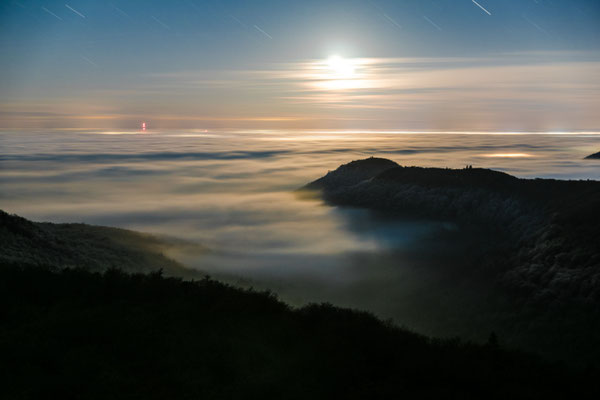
2, 53, 599, 131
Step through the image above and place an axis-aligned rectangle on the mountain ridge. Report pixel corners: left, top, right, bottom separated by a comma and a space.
0, 209, 205, 278
301, 157, 600, 364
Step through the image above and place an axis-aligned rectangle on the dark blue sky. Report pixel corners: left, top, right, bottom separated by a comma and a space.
1, 0, 599, 130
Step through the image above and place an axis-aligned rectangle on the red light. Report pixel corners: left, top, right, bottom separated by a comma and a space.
142, 122, 146, 131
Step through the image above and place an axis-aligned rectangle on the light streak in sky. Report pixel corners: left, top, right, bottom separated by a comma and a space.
65, 4, 86, 19
254, 25, 273, 39
423, 16, 442, 31
81, 56, 98, 67
113, 6, 130, 19
472, 0, 492, 16
523, 15, 549, 35
382, 13, 402, 29
41, 7, 63, 21
151, 16, 170, 30
230, 15, 247, 28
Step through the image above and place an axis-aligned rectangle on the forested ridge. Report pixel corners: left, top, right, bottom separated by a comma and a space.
1, 263, 597, 399
302, 158, 600, 364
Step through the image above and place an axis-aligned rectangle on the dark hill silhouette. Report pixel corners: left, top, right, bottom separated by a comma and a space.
0, 210, 205, 278
585, 151, 600, 159
303, 158, 600, 236
302, 158, 600, 364
303, 157, 599, 246
1, 262, 597, 399
308, 157, 400, 189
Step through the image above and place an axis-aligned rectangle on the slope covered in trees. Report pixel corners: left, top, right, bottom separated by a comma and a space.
302, 158, 600, 364
0, 209, 205, 278
1, 263, 597, 399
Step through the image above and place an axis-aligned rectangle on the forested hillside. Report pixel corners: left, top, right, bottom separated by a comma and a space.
1, 263, 596, 399
0, 210, 205, 278
302, 158, 600, 364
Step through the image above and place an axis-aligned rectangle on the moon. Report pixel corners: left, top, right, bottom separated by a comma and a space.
326, 55, 356, 79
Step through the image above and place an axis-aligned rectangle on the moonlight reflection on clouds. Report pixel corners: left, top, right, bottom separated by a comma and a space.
2, 129, 599, 309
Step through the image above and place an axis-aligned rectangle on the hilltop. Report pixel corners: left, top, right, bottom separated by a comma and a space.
302, 157, 599, 258
0, 210, 205, 278
302, 157, 600, 364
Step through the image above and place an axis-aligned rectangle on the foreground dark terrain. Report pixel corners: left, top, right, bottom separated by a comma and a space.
3, 156, 600, 397
303, 157, 600, 364
2, 210, 599, 398
1, 263, 598, 399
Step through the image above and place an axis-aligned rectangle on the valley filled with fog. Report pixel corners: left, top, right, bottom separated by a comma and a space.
2, 129, 599, 347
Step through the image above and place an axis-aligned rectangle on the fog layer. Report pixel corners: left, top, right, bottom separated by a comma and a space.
1, 129, 599, 339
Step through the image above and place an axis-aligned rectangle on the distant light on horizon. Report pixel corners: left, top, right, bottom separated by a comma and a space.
483, 153, 532, 158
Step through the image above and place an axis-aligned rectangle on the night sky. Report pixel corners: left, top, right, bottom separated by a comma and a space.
1, 0, 599, 130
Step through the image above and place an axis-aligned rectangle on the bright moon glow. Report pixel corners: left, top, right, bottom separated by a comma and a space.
326, 55, 356, 79
308, 55, 365, 91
